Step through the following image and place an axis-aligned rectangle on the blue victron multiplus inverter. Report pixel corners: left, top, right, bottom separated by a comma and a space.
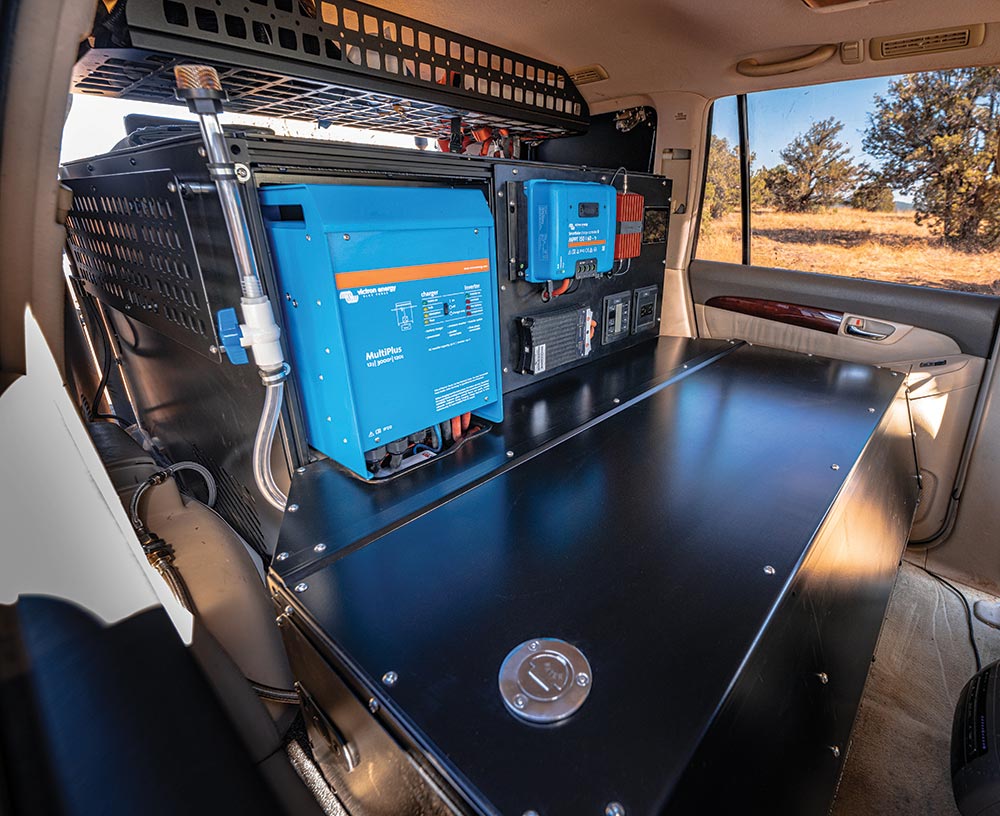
260, 183, 503, 479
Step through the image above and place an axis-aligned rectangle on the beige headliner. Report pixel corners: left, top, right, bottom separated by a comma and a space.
381, 1, 1000, 103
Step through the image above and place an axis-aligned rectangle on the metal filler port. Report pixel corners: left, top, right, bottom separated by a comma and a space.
498, 638, 593, 723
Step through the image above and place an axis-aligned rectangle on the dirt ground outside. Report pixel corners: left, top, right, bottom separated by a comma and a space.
696, 208, 1000, 296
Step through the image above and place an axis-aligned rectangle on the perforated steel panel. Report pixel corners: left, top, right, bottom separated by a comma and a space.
64, 169, 221, 358
71, 0, 588, 139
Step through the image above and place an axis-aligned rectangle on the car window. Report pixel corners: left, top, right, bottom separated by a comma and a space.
696, 68, 1000, 295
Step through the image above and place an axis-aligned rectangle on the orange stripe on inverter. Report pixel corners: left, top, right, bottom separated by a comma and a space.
567, 239, 607, 248
335, 258, 491, 289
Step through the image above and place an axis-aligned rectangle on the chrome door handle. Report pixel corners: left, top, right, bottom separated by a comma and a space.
845, 324, 889, 341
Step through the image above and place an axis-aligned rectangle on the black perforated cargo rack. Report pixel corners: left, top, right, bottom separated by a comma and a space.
72, 0, 589, 140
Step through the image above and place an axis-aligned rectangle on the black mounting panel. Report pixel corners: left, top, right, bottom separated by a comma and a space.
73, 0, 589, 140
64, 169, 222, 359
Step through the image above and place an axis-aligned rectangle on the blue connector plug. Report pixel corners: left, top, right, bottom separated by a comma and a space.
216, 308, 249, 364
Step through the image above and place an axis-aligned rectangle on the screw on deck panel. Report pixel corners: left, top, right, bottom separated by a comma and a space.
817, 672, 830, 684
368, 698, 380, 713
296, 466, 306, 474
305, 234, 311, 241
831, 464, 840, 471
763, 565, 776, 575
506, 450, 514, 458
343, 234, 350, 240
474, 228, 479, 234
314, 542, 327, 553
287, 503, 299, 512
613, 398, 621, 404
498, 190, 504, 197
503, 367, 509, 373
868, 407, 876, 413
382, 671, 398, 687
294, 582, 308, 593
523, 812, 539, 816
576, 672, 590, 687
829, 745, 841, 758
275, 551, 289, 561
606, 804, 626, 816
512, 169, 519, 175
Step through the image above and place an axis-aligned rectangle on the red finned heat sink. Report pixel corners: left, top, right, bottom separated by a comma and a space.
615, 192, 644, 259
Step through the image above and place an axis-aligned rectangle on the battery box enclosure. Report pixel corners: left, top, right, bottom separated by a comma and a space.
523, 179, 616, 283
260, 183, 503, 479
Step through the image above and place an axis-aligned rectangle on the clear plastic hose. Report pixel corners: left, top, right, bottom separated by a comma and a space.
254, 378, 288, 510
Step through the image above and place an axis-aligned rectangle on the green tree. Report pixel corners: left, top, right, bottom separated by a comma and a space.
864, 68, 1000, 248
851, 170, 896, 212
703, 135, 741, 220
766, 118, 861, 212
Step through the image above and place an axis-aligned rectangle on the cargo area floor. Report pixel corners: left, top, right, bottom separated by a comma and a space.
832, 562, 1000, 816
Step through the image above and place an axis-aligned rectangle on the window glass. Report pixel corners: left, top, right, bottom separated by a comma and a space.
699, 68, 1000, 295
695, 96, 742, 264
60, 96, 425, 163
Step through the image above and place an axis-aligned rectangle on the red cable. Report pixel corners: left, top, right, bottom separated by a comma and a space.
551, 279, 571, 297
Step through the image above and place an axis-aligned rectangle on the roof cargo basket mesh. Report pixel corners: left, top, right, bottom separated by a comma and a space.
72, 0, 590, 140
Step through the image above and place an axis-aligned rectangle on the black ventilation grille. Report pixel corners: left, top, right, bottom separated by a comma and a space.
191, 443, 266, 555
72, 0, 588, 140
64, 169, 221, 359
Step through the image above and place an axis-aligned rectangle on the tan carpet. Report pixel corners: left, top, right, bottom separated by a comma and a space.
832, 562, 1000, 816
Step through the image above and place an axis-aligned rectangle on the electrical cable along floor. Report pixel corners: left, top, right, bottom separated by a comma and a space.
832, 562, 1000, 816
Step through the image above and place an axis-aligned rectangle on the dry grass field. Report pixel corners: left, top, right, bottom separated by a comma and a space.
697, 208, 1000, 295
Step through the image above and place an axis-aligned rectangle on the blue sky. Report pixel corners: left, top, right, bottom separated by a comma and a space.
712, 75, 899, 173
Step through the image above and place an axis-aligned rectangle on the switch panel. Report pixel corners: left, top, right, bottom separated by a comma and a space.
633, 285, 658, 333
602, 291, 632, 345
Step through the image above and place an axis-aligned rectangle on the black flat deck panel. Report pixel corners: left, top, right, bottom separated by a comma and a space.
277, 345, 908, 815
274, 336, 732, 576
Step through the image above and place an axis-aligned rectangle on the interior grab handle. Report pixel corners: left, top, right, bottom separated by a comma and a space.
845, 323, 889, 341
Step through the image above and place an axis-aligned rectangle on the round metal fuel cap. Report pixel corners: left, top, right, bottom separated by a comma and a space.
498, 638, 592, 723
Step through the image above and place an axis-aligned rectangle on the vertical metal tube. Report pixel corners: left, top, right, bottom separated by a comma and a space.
195, 114, 264, 301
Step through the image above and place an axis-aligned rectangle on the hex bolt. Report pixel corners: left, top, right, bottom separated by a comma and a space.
275, 551, 289, 561
576, 672, 590, 687
314, 542, 327, 553
284, 605, 294, 616
368, 698, 380, 713
296, 466, 306, 474
817, 672, 830, 685
209, 345, 218, 354
287, 503, 299, 513
166, 181, 177, 193
763, 565, 776, 575
294, 582, 308, 593
606, 803, 626, 816
613, 398, 621, 405
382, 671, 399, 687
829, 745, 841, 758
831, 464, 840, 471
528, 640, 540, 651
506, 450, 514, 458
